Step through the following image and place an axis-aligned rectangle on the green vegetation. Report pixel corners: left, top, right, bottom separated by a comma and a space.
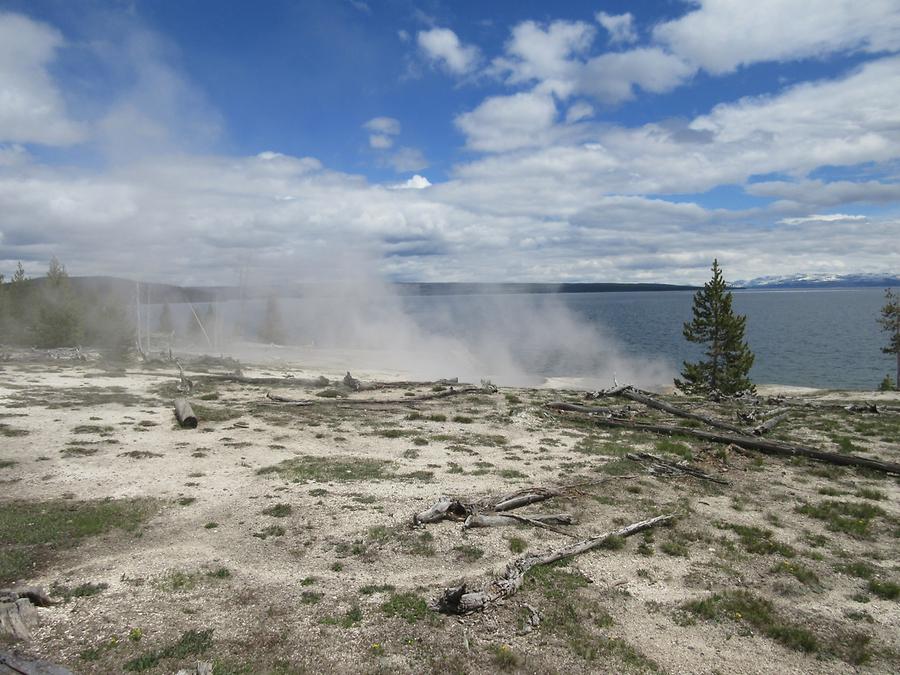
878, 287, 900, 387
0, 499, 152, 583
261, 503, 292, 517
675, 259, 754, 395
381, 592, 429, 623
796, 500, 886, 537
257, 455, 393, 482
452, 544, 485, 562
718, 522, 796, 556
123, 628, 213, 671
867, 579, 899, 600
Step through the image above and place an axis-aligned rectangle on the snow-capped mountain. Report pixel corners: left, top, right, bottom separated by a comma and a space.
733, 273, 900, 289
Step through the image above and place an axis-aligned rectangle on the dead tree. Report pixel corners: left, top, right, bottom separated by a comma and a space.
174, 398, 198, 428
432, 514, 674, 614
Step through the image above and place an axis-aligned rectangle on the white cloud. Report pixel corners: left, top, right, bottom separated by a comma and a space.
392, 174, 431, 190
455, 91, 560, 153
417, 27, 480, 75
565, 102, 594, 123
747, 179, 900, 208
364, 117, 401, 135
364, 117, 400, 150
595, 12, 637, 45
0, 12, 85, 145
654, 0, 900, 74
779, 213, 867, 225
579, 48, 695, 103
386, 147, 428, 172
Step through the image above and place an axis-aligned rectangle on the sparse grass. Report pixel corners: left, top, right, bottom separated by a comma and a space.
52, 581, 109, 601
684, 591, 818, 653
452, 415, 473, 424
0, 459, 17, 468
452, 544, 484, 562
321, 605, 362, 628
655, 438, 693, 460
261, 503, 292, 517
252, 525, 286, 539
204, 522, 219, 529
868, 579, 899, 600
399, 531, 435, 556
508, 536, 527, 554
123, 628, 213, 671
854, 487, 886, 501
490, 644, 522, 670
300, 590, 322, 604
72, 424, 114, 435
257, 455, 393, 482
315, 389, 345, 398
206, 567, 231, 579
718, 522, 796, 557
0, 423, 29, 437
190, 402, 243, 421
770, 561, 820, 586
796, 500, 886, 537
118, 450, 162, 459
60, 446, 99, 457
0, 498, 152, 584
381, 592, 429, 623
837, 561, 876, 579
177, 496, 196, 506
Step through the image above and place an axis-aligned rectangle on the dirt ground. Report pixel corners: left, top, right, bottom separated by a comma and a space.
1, 353, 898, 674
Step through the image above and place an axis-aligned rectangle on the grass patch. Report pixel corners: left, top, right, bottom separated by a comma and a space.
360, 583, 394, 595
452, 544, 484, 562
718, 522, 795, 557
770, 561, 820, 586
868, 579, 899, 600
321, 605, 362, 628
0, 498, 153, 584
508, 536, 527, 554
257, 455, 393, 482
381, 592, 429, 623
684, 591, 818, 653
261, 503, 292, 517
655, 438, 693, 460
252, 525, 286, 539
52, 581, 108, 601
189, 403, 243, 421
796, 500, 886, 537
0, 423, 29, 437
123, 628, 213, 671
0, 459, 17, 468
452, 415, 474, 424
118, 451, 162, 459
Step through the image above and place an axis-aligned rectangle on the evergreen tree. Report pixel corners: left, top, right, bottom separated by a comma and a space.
259, 295, 285, 344
878, 288, 900, 389
0, 272, 6, 341
34, 256, 82, 348
675, 259, 755, 396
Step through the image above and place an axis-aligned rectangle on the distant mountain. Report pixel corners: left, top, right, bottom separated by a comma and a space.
733, 273, 900, 289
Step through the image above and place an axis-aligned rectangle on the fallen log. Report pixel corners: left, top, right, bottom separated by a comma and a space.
752, 409, 790, 435
550, 410, 900, 475
544, 402, 617, 416
625, 452, 729, 485
432, 514, 674, 614
413, 478, 635, 526
590, 385, 747, 435
463, 513, 574, 529
0, 650, 74, 675
264, 385, 493, 408
174, 398, 198, 428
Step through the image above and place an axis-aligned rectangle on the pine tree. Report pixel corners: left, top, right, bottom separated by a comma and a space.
878, 288, 900, 389
675, 259, 755, 396
34, 256, 82, 348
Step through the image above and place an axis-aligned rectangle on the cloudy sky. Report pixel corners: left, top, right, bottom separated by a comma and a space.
1, 0, 899, 286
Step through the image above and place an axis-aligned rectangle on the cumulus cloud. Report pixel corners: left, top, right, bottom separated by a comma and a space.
385, 147, 428, 172
0, 12, 85, 145
595, 12, 637, 45
779, 213, 867, 225
654, 0, 900, 74
455, 91, 560, 152
391, 174, 431, 189
417, 27, 480, 75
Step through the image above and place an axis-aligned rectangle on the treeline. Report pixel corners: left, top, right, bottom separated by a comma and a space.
0, 258, 133, 353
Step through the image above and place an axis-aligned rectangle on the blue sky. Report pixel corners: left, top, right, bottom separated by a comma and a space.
1, 0, 899, 285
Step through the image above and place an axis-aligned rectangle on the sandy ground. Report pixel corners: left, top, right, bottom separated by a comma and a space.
1, 353, 898, 674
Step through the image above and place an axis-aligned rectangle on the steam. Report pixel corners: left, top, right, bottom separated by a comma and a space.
153, 269, 673, 390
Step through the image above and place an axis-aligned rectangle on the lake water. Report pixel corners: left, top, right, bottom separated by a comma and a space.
397, 287, 894, 390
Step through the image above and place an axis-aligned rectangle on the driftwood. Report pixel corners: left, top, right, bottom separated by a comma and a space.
174, 398, 198, 428
590, 385, 747, 435
463, 513, 575, 536
432, 514, 674, 614
551, 411, 900, 475
626, 452, 729, 485
264, 385, 494, 408
0, 650, 74, 675
752, 409, 790, 435
544, 402, 617, 416
413, 478, 633, 526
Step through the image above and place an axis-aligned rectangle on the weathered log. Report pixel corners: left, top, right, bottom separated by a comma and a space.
0, 599, 37, 641
174, 398, 198, 428
413, 497, 470, 525
463, 512, 574, 530
752, 409, 790, 435
264, 385, 492, 408
432, 514, 674, 614
544, 402, 616, 416
0, 650, 74, 674
265, 392, 313, 406
0, 588, 52, 609
551, 410, 900, 475
625, 452, 729, 485
590, 385, 747, 435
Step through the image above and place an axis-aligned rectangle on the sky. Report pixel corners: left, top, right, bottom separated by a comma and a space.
0, 0, 899, 286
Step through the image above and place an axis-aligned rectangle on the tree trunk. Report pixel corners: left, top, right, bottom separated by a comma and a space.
174, 399, 198, 428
